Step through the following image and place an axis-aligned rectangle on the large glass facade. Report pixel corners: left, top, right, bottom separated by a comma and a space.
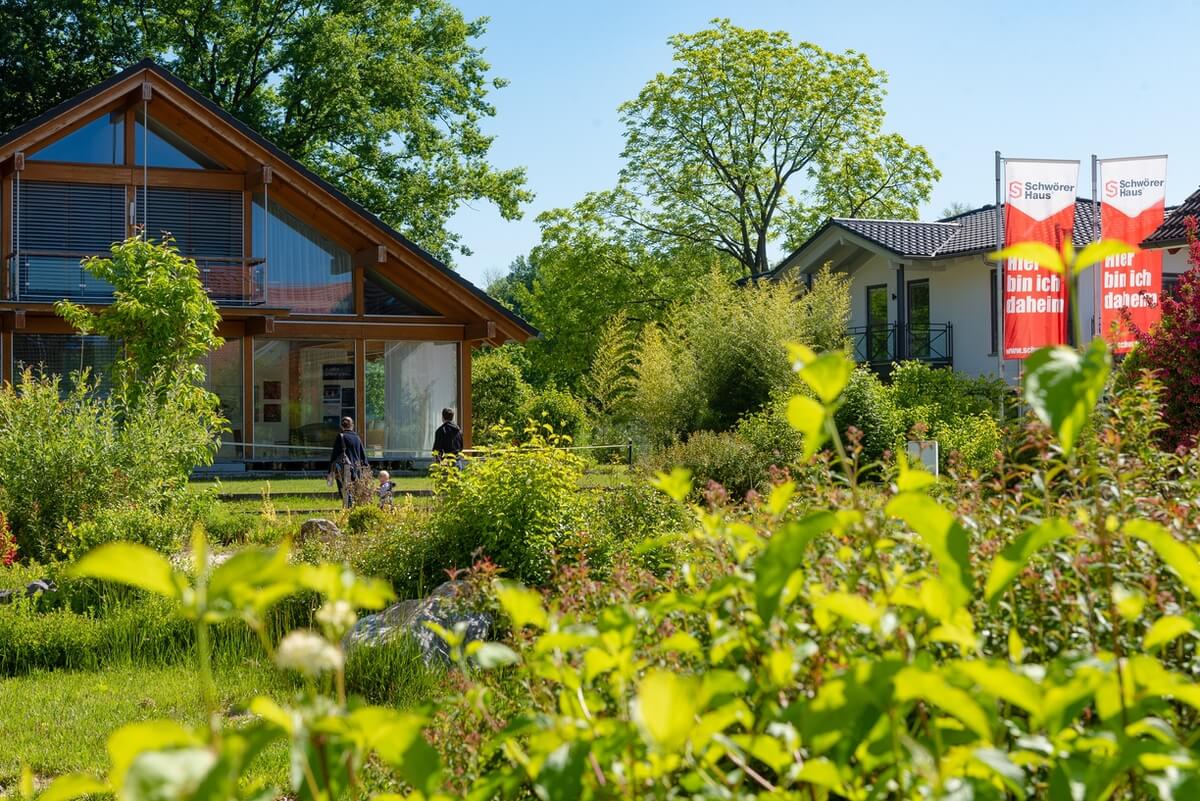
13, 181, 126, 301
364, 269, 436, 316
204, 338, 243, 461
13, 334, 121, 396
253, 196, 352, 313
135, 111, 223, 170
365, 341, 458, 457
29, 113, 124, 164
252, 339, 355, 458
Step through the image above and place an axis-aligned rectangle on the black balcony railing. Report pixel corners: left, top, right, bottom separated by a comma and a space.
7, 250, 266, 306
849, 322, 953, 369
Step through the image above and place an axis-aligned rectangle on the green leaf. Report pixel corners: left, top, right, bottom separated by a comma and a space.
990, 242, 1065, 275
472, 642, 520, 669
787, 395, 828, 460
349, 708, 441, 795
37, 774, 108, 801
953, 661, 1043, 718
1073, 239, 1137, 273
635, 670, 698, 752
495, 582, 549, 631
885, 493, 974, 609
894, 666, 992, 742
797, 351, 854, 404
755, 512, 837, 623
1143, 615, 1194, 652
123, 748, 216, 801
249, 697, 295, 735
1022, 339, 1111, 456
985, 518, 1074, 604
534, 742, 589, 801
70, 544, 184, 600
651, 467, 692, 503
1126, 519, 1200, 602
106, 720, 200, 794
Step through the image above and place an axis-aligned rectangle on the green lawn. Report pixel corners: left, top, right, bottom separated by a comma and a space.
0, 660, 294, 783
194, 465, 630, 498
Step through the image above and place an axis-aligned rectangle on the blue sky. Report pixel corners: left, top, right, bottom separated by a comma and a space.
449, 0, 1196, 286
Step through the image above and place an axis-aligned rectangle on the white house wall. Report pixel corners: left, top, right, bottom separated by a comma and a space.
907, 257, 999, 379
845, 254, 897, 331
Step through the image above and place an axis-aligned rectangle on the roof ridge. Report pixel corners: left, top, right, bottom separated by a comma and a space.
833, 217, 960, 226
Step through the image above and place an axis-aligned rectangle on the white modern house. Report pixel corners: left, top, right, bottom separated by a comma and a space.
768, 198, 1196, 379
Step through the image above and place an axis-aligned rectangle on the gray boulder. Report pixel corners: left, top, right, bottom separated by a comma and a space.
345, 580, 493, 665
299, 518, 342, 545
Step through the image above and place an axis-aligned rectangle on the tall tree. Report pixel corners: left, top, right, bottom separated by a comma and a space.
608, 19, 938, 276
0, 0, 142, 125
0, 0, 530, 261
507, 198, 727, 389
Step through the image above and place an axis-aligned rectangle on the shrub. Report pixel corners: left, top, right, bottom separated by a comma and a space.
648, 430, 763, 498
628, 269, 852, 444
202, 505, 259, 546
934, 412, 1002, 474
521, 387, 588, 444
1125, 216, 1200, 448
833, 367, 902, 462
68, 505, 186, 560
584, 481, 688, 575
472, 347, 533, 438
734, 393, 803, 469
890, 360, 1007, 425
339, 507, 455, 599
346, 504, 389, 536
430, 425, 586, 585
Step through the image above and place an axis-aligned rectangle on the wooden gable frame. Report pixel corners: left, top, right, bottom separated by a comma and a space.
0, 60, 534, 347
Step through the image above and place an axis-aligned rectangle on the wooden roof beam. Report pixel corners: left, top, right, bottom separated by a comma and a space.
353, 244, 387, 268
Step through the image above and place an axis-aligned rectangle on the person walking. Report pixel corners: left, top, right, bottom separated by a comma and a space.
431, 407, 464, 467
328, 416, 369, 508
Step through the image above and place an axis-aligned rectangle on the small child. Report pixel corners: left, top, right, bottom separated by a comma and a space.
375, 470, 396, 509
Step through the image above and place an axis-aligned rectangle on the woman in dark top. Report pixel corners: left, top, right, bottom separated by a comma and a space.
329, 416, 369, 508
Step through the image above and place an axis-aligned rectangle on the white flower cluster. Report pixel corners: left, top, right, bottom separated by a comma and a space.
274, 630, 343, 677
316, 599, 357, 637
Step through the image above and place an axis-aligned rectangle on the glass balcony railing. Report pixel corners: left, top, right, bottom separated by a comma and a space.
7, 250, 266, 306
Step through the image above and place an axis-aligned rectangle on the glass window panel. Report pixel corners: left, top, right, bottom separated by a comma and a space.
866, 284, 889, 362
13, 182, 126, 301
13, 333, 121, 397
364, 341, 458, 457
364, 269, 436, 315
134, 111, 223, 170
252, 339, 355, 459
203, 338, 243, 461
253, 195, 352, 313
29, 113, 124, 165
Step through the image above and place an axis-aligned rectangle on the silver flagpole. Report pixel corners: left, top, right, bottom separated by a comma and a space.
1092, 154, 1100, 341
994, 151, 1005, 418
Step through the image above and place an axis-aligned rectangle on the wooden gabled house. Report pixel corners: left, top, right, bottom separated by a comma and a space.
0, 60, 535, 468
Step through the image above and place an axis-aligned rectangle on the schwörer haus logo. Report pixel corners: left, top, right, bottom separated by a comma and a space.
1105, 178, 1164, 199
1010, 181, 1073, 201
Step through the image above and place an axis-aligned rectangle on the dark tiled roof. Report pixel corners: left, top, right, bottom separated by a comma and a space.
777, 200, 1103, 278
830, 219, 958, 257
1143, 187, 1200, 248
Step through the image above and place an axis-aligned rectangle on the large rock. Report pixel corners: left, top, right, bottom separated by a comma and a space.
299, 518, 342, 545
345, 580, 493, 665
0, 579, 55, 605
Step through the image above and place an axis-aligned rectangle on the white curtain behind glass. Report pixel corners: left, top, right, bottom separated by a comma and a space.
254, 196, 352, 313
382, 342, 458, 454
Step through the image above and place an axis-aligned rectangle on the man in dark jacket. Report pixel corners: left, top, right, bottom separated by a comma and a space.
329, 416, 369, 508
432, 407, 464, 464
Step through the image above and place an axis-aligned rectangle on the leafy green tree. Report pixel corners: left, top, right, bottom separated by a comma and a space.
510, 199, 726, 389
56, 236, 224, 425
605, 19, 938, 276
0, 0, 529, 261
940, 201, 976, 218
0, 0, 142, 128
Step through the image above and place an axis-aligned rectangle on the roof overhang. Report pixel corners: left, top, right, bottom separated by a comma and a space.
0, 60, 536, 347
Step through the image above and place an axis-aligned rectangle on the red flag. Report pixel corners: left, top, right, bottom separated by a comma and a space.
1003, 159, 1079, 360
1098, 156, 1167, 353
